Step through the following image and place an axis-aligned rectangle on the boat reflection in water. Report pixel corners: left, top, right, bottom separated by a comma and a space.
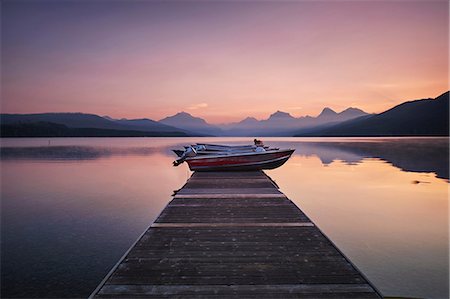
172, 141, 294, 171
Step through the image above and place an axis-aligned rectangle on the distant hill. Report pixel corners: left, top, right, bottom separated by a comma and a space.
221, 107, 369, 136
159, 112, 222, 136
2, 113, 127, 130
111, 118, 192, 133
295, 91, 449, 136
1, 113, 184, 132
238, 117, 259, 126
1, 122, 189, 137
0, 113, 193, 137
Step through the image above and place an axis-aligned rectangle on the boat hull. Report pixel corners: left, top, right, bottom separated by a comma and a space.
185, 149, 295, 171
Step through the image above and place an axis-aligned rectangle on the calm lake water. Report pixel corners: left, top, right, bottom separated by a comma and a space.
1, 137, 448, 299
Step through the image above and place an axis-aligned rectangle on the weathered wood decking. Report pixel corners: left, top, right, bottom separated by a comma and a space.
91, 171, 382, 298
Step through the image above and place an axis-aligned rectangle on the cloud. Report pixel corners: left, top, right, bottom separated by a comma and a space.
188, 103, 208, 110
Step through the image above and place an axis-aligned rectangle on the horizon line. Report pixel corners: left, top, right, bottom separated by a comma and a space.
2, 89, 448, 125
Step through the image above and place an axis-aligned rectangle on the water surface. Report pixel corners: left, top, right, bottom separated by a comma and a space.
1, 137, 448, 298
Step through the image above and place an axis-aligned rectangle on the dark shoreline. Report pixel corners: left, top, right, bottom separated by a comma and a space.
0, 123, 193, 138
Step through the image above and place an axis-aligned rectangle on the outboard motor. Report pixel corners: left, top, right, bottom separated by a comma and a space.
193, 144, 206, 152
173, 146, 197, 166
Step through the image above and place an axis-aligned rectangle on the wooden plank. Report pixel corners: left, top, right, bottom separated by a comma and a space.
169, 199, 293, 206
175, 188, 283, 194
98, 284, 376, 295
174, 194, 287, 199
151, 222, 314, 228
106, 274, 367, 285
90, 171, 382, 298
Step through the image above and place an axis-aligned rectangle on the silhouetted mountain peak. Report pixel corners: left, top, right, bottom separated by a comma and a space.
318, 107, 337, 118
341, 107, 364, 113
239, 117, 258, 124
160, 112, 208, 124
175, 111, 192, 117
159, 111, 222, 135
339, 107, 368, 117
269, 110, 294, 119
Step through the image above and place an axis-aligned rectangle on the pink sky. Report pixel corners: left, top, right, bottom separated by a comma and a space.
2, 1, 448, 123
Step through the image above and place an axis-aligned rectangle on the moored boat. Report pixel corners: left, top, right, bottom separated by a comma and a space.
172, 142, 294, 171
184, 149, 295, 171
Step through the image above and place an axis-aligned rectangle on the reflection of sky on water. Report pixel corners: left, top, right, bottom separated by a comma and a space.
1, 153, 189, 298
2, 137, 448, 179
1, 137, 448, 298
267, 154, 448, 299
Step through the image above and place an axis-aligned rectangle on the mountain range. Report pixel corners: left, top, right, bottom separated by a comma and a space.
159, 112, 222, 136
221, 107, 368, 136
0, 113, 195, 137
295, 91, 449, 136
1, 91, 448, 137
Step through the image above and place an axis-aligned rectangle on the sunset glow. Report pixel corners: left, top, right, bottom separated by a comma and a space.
1, 1, 448, 123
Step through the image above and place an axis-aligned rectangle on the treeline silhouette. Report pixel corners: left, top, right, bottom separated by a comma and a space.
1, 122, 189, 137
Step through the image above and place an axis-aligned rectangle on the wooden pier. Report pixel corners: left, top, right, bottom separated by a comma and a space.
91, 171, 382, 298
